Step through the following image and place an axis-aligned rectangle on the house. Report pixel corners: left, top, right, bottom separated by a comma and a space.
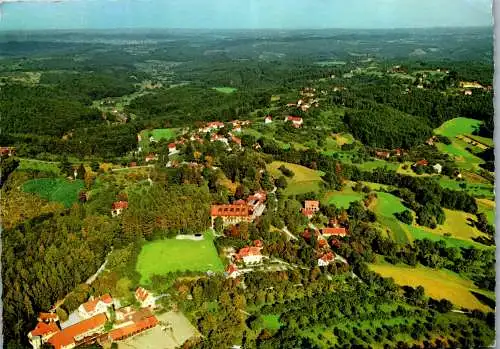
304, 200, 320, 212
111, 201, 128, 217
109, 312, 158, 342
231, 135, 242, 146
464, 90, 473, 96
426, 136, 437, 146
225, 264, 242, 279
285, 116, 303, 128
168, 143, 177, 154
433, 163, 443, 174
264, 115, 273, 124
375, 151, 390, 159
235, 243, 263, 265
145, 153, 158, 162
414, 159, 429, 167
301, 209, 315, 219
394, 148, 403, 157
210, 204, 252, 227
210, 134, 229, 145
47, 313, 107, 349
321, 227, 348, 237
137, 134, 142, 142
318, 252, 336, 267
247, 191, 267, 209
202, 121, 225, 133
28, 322, 60, 349
302, 229, 320, 241
78, 294, 113, 319
38, 312, 59, 323
0, 147, 15, 157
135, 287, 156, 308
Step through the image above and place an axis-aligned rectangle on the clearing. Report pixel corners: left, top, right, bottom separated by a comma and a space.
323, 187, 364, 209
261, 314, 283, 330
18, 158, 61, 175
477, 198, 496, 226
373, 192, 410, 244
267, 161, 324, 196
213, 87, 237, 94
22, 178, 84, 208
434, 117, 482, 138
136, 232, 224, 284
369, 262, 493, 312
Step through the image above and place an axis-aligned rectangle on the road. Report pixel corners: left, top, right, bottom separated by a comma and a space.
282, 226, 298, 240
111, 165, 154, 171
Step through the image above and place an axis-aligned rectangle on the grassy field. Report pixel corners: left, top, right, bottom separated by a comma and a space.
373, 192, 410, 243
213, 87, 237, 93
477, 199, 495, 226
434, 117, 482, 138
18, 159, 61, 175
407, 225, 490, 249
438, 178, 493, 199
136, 232, 224, 284
139, 128, 179, 152
267, 161, 324, 196
261, 315, 283, 330
22, 178, 84, 208
354, 160, 399, 172
369, 262, 493, 312
323, 188, 364, 209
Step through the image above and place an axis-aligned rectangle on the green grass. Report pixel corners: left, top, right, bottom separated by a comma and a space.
22, 178, 84, 208
213, 87, 237, 94
267, 161, 324, 196
323, 189, 364, 209
139, 128, 179, 152
407, 225, 490, 249
261, 314, 283, 330
434, 117, 482, 138
136, 232, 224, 284
18, 159, 61, 175
369, 261, 493, 312
354, 160, 399, 172
373, 192, 410, 243
466, 134, 494, 148
477, 199, 495, 226
438, 177, 493, 199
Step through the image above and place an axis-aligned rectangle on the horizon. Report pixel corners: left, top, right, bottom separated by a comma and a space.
0, 0, 492, 31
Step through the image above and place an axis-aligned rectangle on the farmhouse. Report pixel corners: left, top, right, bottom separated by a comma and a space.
321, 227, 348, 237
318, 252, 335, 267
304, 200, 320, 212
285, 116, 303, 128
78, 294, 113, 319
111, 201, 128, 217
414, 159, 429, 167
235, 243, 263, 265
264, 115, 273, 124
47, 313, 107, 349
168, 143, 177, 154
210, 204, 252, 227
28, 322, 60, 349
135, 287, 156, 308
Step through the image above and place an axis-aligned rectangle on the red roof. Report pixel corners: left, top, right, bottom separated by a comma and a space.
265, 116, 272, 120
82, 294, 113, 313
226, 264, 239, 274
38, 312, 58, 322
237, 246, 262, 259
319, 252, 335, 263
301, 208, 314, 217
135, 287, 150, 302
287, 116, 303, 122
112, 201, 128, 210
304, 200, 319, 210
30, 322, 60, 337
168, 143, 176, 149
231, 136, 242, 145
211, 204, 250, 217
321, 227, 348, 236
416, 159, 429, 166
109, 316, 158, 341
48, 314, 107, 349
253, 240, 263, 247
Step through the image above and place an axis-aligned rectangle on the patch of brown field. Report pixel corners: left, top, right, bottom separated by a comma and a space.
477, 198, 495, 209
462, 171, 490, 184
217, 176, 238, 194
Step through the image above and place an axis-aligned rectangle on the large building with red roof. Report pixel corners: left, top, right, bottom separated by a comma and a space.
47, 313, 107, 349
321, 227, 348, 237
135, 287, 156, 308
109, 308, 158, 342
285, 116, 303, 128
111, 201, 128, 217
210, 204, 252, 227
78, 294, 113, 319
28, 322, 60, 349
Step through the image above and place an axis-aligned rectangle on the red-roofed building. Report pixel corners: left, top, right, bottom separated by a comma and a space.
47, 313, 107, 349
375, 151, 390, 159
0, 146, 15, 157
235, 246, 263, 265
321, 227, 348, 237
301, 209, 315, 219
145, 153, 158, 162
202, 121, 225, 133
231, 135, 242, 146
233, 199, 246, 205
304, 200, 320, 212
264, 115, 273, 124
78, 294, 113, 319
135, 287, 156, 308
302, 229, 320, 241
109, 316, 158, 342
414, 159, 429, 167
28, 322, 60, 348
210, 204, 252, 227
38, 312, 59, 323
168, 143, 177, 154
253, 240, 263, 248
111, 201, 128, 217
285, 116, 303, 128
318, 252, 335, 267
226, 264, 242, 279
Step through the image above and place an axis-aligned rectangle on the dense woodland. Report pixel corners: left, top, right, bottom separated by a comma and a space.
0, 28, 495, 348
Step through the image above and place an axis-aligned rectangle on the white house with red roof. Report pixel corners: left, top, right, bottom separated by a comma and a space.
111, 201, 128, 217
225, 264, 242, 279
210, 133, 229, 145
264, 115, 273, 124
78, 294, 113, 319
135, 287, 156, 308
235, 240, 264, 265
28, 322, 60, 349
201, 121, 225, 133
47, 313, 107, 349
285, 116, 303, 128
167, 143, 177, 154
318, 252, 335, 267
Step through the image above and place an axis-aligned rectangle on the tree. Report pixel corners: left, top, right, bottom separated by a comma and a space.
275, 176, 288, 189
91, 161, 100, 172
214, 217, 224, 233
77, 163, 86, 180
395, 210, 413, 224
59, 157, 73, 177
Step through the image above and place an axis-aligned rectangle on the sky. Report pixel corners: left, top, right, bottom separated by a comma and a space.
0, 0, 493, 31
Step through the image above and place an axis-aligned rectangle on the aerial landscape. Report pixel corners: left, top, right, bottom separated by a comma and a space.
0, 1, 496, 349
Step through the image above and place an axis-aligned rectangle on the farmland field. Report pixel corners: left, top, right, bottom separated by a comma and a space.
434, 117, 482, 138
213, 86, 237, 93
369, 262, 493, 312
323, 188, 364, 209
18, 159, 61, 175
22, 178, 84, 208
136, 232, 224, 284
438, 178, 493, 199
477, 198, 495, 225
407, 225, 491, 249
267, 161, 324, 196
373, 192, 409, 243
354, 160, 399, 172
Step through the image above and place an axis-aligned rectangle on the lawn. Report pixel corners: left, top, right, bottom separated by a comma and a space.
18, 159, 61, 175
136, 233, 224, 284
267, 161, 324, 196
323, 188, 364, 209
407, 225, 490, 249
477, 198, 495, 226
354, 160, 399, 172
369, 262, 493, 312
139, 128, 179, 152
22, 178, 84, 208
434, 117, 482, 138
213, 87, 237, 94
261, 314, 283, 330
373, 192, 410, 243
438, 177, 493, 199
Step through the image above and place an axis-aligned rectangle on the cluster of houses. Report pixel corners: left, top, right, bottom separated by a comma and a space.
0, 146, 15, 157
412, 160, 443, 174
286, 87, 320, 112
373, 148, 405, 160
225, 240, 265, 278
28, 288, 159, 349
210, 191, 267, 228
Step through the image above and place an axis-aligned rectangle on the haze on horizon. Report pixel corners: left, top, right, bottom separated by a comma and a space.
0, 0, 493, 31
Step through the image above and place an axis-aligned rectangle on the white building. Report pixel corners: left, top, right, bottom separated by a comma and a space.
433, 163, 443, 174
135, 287, 157, 308
78, 294, 113, 319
